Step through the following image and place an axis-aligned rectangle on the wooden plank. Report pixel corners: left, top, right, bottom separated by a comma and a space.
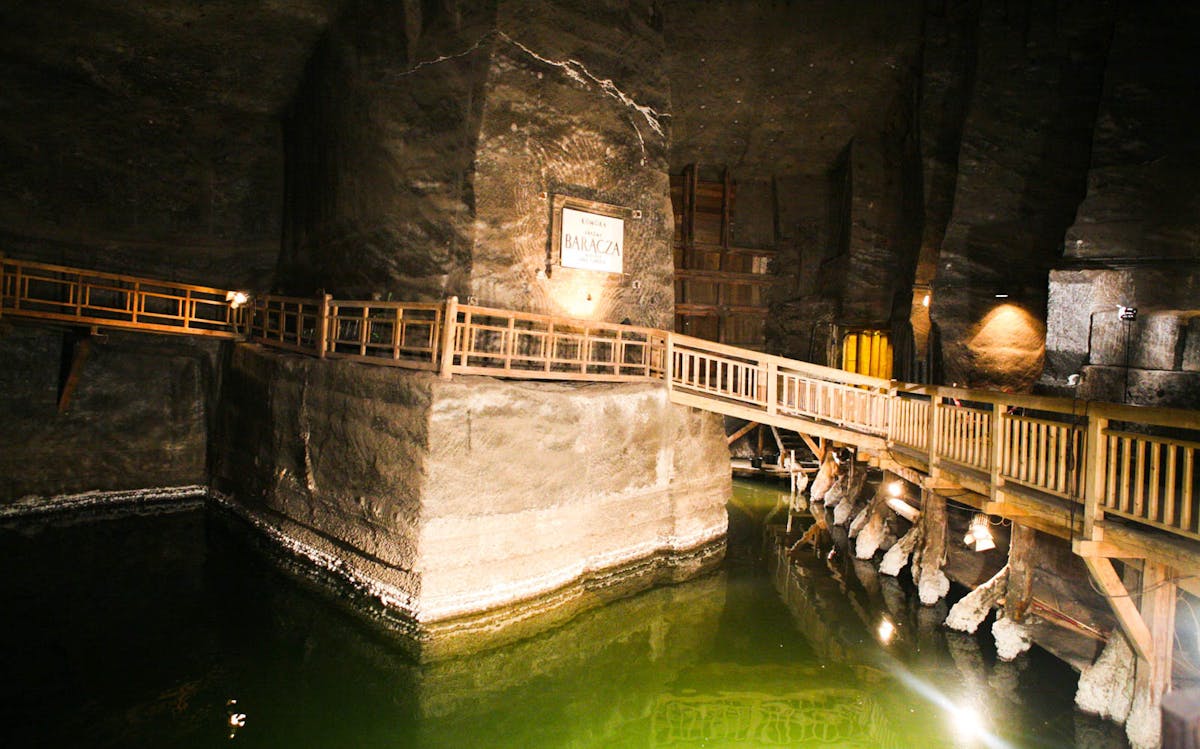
57, 336, 91, 414
1081, 556, 1154, 662
726, 420, 758, 445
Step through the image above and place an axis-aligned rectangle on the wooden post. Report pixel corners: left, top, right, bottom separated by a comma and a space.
766, 359, 778, 416
990, 399, 1007, 503
929, 393, 943, 478
439, 296, 459, 379
316, 294, 331, 358
1140, 561, 1177, 710
1005, 522, 1036, 621
0, 253, 6, 322
1083, 410, 1110, 541
664, 333, 674, 388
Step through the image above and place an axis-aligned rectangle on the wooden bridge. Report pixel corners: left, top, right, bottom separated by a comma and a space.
3, 255, 1198, 676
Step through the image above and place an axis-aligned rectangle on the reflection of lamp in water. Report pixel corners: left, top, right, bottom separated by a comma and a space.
877, 617, 895, 644
963, 514, 995, 552
952, 704, 986, 740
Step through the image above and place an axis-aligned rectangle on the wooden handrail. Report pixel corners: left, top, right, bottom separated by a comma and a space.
5, 256, 1200, 550
0, 256, 245, 338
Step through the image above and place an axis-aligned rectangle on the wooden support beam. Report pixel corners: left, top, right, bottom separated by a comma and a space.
1141, 562, 1177, 700
1005, 522, 1036, 621
1081, 555, 1154, 662
1073, 539, 1147, 560
726, 420, 758, 445
800, 432, 825, 461
57, 335, 91, 414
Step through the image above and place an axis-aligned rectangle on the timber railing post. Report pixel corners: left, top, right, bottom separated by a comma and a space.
990, 399, 1007, 502
0, 253, 5, 322
316, 293, 332, 358
439, 295, 459, 379
929, 391, 943, 478
665, 333, 674, 392
766, 358, 777, 416
1083, 408, 1109, 541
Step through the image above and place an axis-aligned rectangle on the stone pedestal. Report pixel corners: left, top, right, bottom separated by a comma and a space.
214, 344, 729, 658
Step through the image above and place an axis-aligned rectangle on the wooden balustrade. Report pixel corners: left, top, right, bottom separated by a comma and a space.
890, 394, 930, 452
935, 401, 992, 472
326, 300, 443, 369
999, 413, 1083, 499
7, 255, 1200, 551
448, 304, 667, 381
1103, 429, 1200, 539
0, 256, 244, 337
247, 295, 326, 355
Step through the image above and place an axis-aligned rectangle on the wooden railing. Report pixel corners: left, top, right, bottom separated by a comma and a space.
890, 386, 1200, 542
449, 303, 667, 380
668, 334, 892, 437
0, 256, 245, 337
5, 258, 1200, 549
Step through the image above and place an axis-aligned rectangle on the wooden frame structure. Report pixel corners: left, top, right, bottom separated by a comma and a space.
4, 257, 1198, 687
671, 165, 775, 350
0, 256, 245, 338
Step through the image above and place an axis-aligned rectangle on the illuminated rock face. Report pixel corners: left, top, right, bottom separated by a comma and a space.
214, 344, 729, 658
277, 0, 675, 328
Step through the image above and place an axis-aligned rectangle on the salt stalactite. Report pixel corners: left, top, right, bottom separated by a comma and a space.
912, 492, 950, 605
1076, 634, 1135, 723
808, 452, 840, 503
853, 491, 895, 560
826, 467, 868, 526
880, 524, 921, 576
1126, 682, 1162, 749
945, 565, 1009, 633
833, 495, 859, 526
992, 613, 1033, 661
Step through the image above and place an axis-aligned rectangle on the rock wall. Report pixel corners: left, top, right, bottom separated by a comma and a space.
469, 0, 674, 327
1043, 1, 1200, 406
0, 2, 336, 289
278, 0, 676, 327
214, 343, 729, 657
0, 327, 219, 507
930, 1, 1114, 390
278, 0, 493, 300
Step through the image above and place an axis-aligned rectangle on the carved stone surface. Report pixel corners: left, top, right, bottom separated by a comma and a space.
214, 343, 729, 657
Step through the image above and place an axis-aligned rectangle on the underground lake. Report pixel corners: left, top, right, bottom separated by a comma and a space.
0, 480, 1127, 748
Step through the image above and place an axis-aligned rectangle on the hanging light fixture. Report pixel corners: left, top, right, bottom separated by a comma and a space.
963, 514, 996, 552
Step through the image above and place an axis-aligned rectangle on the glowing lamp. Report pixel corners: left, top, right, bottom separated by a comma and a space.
963, 514, 995, 552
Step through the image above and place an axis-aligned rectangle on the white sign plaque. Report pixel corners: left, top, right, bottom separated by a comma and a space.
559, 207, 624, 274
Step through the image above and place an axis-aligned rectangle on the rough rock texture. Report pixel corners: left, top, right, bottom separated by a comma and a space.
279, 0, 675, 327
931, 1, 1114, 390
214, 344, 729, 656
992, 614, 1032, 661
0, 1, 338, 288
278, 0, 491, 300
1076, 634, 1136, 723
0, 326, 219, 505
1042, 2, 1200, 405
662, 0, 924, 361
470, 0, 675, 327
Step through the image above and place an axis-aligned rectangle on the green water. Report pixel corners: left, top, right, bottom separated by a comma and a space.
0, 481, 1125, 748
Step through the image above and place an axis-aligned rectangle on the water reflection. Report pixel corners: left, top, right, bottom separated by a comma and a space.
0, 481, 1126, 748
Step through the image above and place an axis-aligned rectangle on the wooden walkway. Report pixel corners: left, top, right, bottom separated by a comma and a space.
4, 257, 1199, 664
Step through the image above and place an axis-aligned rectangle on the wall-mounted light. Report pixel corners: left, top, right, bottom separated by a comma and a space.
922, 294, 930, 307
1118, 305, 1138, 321
225, 291, 250, 309
994, 293, 1009, 299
